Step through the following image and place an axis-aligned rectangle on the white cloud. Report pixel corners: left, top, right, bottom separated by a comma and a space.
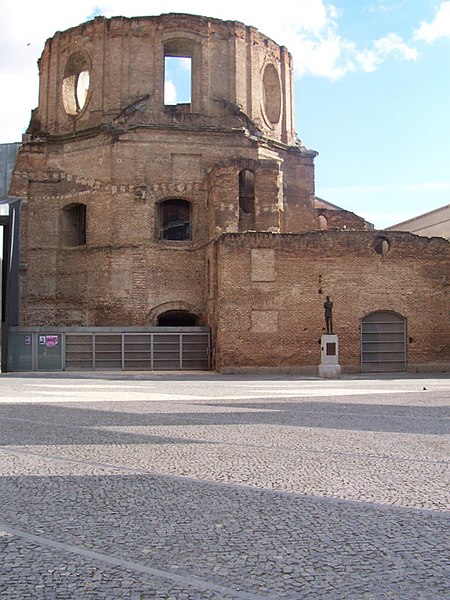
354, 33, 418, 73
281, 29, 417, 79
164, 79, 177, 104
178, 57, 192, 72
365, 1, 406, 14
2, 0, 419, 79
0, 72, 38, 141
264, 4, 417, 79
415, 1, 450, 43
164, 80, 177, 105
0, 0, 423, 141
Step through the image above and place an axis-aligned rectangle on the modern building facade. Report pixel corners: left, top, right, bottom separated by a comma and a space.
1, 143, 22, 371
387, 204, 450, 240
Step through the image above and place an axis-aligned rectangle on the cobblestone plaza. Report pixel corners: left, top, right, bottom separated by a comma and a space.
0, 374, 449, 598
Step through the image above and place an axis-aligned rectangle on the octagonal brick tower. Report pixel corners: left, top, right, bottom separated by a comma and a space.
11, 13, 318, 328
34, 13, 297, 142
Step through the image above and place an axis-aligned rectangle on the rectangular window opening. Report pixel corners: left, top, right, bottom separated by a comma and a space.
62, 204, 86, 247
164, 56, 192, 108
160, 199, 191, 241
76, 204, 86, 246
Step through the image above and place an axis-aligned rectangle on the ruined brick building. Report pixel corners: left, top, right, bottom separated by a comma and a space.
7, 13, 450, 372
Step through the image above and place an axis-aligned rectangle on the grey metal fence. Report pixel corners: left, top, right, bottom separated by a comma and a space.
7, 327, 210, 371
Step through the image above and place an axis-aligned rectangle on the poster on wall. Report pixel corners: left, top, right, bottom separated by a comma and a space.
45, 335, 59, 348
38, 335, 59, 348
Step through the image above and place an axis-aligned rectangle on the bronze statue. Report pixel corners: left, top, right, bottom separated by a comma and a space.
324, 296, 333, 334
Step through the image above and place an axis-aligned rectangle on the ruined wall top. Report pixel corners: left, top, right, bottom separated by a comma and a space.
31, 13, 296, 145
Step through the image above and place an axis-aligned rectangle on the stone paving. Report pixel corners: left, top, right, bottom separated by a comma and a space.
0, 374, 449, 598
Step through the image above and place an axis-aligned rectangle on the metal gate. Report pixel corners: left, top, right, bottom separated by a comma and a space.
7, 328, 210, 371
361, 312, 406, 372
65, 331, 210, 370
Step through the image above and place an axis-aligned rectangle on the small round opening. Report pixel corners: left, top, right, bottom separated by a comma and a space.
373, 236, 390, 255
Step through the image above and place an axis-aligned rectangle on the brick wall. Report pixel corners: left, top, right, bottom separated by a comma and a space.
317, 207, 372, 230
212, 231, 450, 372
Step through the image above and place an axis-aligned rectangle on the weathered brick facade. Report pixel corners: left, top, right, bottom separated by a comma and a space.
9, 13, 450, 372
211, 232, 450, 372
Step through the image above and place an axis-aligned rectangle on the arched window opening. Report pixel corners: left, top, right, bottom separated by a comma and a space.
318, 214, 328, 230
62, 52, 90, 116
239, 169, 255, 231
373, 236, 390, 256
159, 199, 191, 241
157, 310, 199, 326
62, 203, 86, 246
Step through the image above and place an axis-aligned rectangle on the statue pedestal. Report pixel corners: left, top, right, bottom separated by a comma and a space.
319, 334, 341, 378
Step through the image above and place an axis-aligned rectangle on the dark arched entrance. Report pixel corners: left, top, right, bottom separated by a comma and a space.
154, 310, 209, 370
157, 310, 199, 327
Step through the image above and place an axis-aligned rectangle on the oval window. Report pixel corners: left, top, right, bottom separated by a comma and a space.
262, 63, 281, 125
62, 52, 91, 116
373, 236, 390, 255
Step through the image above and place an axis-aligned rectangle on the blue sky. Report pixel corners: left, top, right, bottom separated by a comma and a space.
0, 0, 449, 228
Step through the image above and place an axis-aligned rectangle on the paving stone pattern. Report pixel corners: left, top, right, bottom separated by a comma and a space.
0, 375, 449, 598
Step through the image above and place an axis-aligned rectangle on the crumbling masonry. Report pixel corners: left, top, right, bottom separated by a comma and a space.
9, 13, 450, 372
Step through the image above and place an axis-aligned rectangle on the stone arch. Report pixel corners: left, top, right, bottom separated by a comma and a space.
149, 301, 202, 326
158, 311, 199, 326
318, 214, 328, 230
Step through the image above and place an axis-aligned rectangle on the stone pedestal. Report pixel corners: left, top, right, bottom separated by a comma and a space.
319, 334, 341, 378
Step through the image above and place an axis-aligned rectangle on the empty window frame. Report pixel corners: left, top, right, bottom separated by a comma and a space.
62, 52, 91, 116
62, 203, 86, 246
159, 199, 191, 241
164, 56, 192, 106
164, 39, 200, 112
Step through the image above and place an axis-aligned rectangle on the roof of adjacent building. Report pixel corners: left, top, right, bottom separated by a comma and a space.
386, 204, 450, 239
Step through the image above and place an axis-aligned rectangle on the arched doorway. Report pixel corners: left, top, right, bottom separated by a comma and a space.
157, 310, 199, 327
361, 311, 406, 372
